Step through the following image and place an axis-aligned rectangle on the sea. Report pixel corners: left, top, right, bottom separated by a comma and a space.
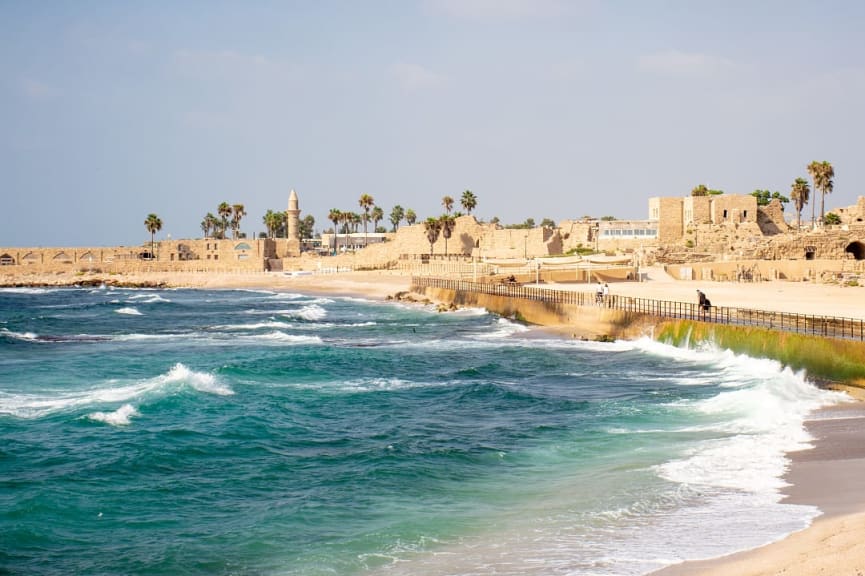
0, 286, 847, 575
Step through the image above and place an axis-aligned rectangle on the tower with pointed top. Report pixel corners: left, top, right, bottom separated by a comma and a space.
285, 189, 302, 257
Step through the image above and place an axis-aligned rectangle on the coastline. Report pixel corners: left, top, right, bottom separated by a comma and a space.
5, 268, 865, 574
652, 401, 865, 576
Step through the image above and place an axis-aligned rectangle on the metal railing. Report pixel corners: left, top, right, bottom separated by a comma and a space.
412, 276, 865, 341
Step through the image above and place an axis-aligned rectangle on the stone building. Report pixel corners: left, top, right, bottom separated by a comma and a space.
649, 194, 759, 243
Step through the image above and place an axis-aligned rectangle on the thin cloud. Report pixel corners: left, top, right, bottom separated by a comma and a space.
390, 62, 447, 92
639, 50, 735, 79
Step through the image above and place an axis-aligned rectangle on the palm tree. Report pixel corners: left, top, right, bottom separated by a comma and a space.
405, 209, 417, 226
790, 178, 810, 229
328, 208, 342, 254
217, 202, 232, 239
144, 213, 162, 260
230, 203, 246, 239
423, 217, 441, 255
359, 194, 374, 247
350, 212, 362, 234
442, 195, 454, 214
389, 205, 405, 232
439, 214, 456, 255
371, 206, 384, 232
460, 190, 477, 214
263, 209, 286, 238
201, 213, 214, 238
807, 160, 834, 226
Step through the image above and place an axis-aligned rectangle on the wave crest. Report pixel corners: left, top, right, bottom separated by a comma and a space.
87, 404, 139, 426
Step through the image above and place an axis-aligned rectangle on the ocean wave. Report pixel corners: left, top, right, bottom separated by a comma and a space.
0, 363, 231, 419
86, 403, 139, 426
126, 294, 171, 304
475, 318, 531, 339
247, 332, 323, 345
0, 287, 59, 295
654, 357, 846, 494
115, 307, 142, 316
1, 328, 40, 342
213, 321, 294, 331
280, 304, 327, 322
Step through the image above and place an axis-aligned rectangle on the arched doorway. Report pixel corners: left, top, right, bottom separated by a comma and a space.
845, 241, 865, 260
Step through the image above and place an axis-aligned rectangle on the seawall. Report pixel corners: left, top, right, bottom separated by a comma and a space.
413, 284, 865, 392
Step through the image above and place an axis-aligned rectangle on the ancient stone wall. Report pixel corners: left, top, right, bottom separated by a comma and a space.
711, 194, 757, 224
684, 196, 711, 225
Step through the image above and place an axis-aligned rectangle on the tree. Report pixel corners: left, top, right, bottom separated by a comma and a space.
350, 212, 361, 234
442, 195, 454, 214
423, 217, 441, 255
751, 190, 790, 206
371, 206, 384, 234
299, 215, 315, 240
405, 209, 417, 226
808, 160, 834, 226
460, 190, 477, 214
230, 203, 246, 239
600, 215, 617, 221
201, 212, 217, 238
824, 212, 841, 226
389, 205, 405, 231
540, 218, 556, 228
359, 193, 374, 246
328, 208, 342, 254
263, 210, 287, 238
217, 202, 232, 239
439, 214, 456, 255
790, 178, 810, 229
490, 216, 500, 226
691, 184, 709, 197
144, 213, 162, 259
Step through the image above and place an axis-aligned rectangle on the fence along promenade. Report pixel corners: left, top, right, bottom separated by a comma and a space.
411, 276, 865, 342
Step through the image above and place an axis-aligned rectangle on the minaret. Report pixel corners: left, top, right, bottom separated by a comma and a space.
285, 189, 301, 257
287, 189, 300, 242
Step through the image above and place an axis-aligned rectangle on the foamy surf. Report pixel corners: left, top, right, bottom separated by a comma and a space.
87, 403, 139, 426
0, 363, 231, 418
115, 307, 142, 316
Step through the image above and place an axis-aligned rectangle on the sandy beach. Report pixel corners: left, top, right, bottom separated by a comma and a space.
4, 265, 865, 574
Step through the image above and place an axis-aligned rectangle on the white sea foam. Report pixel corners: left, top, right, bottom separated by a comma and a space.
250, 332, 323, 345
282, 304, 327, 321
1, 328, 40, 342
127, 294, 171, 304
214, 321, 294, 331
87, 403, 139, 426
0, 363, 231, 419
0, 287, 57, 294
115, 307, 142, 316
476, 318, 531, 339
643, 340, 847, 495
160, 362, 234, 396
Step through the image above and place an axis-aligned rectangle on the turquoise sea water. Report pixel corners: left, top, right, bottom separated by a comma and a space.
0, 287, 845, 575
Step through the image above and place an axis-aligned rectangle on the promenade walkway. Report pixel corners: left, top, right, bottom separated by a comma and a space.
412, 276, 865, 342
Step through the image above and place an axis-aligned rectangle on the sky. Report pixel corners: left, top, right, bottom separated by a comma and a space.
2, 0, 865, 247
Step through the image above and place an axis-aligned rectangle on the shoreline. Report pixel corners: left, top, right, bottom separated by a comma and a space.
5, 268, 865, 574
652, 401, 865, 576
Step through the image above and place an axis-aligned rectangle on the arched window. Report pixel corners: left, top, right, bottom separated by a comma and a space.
234, 242, 252, 251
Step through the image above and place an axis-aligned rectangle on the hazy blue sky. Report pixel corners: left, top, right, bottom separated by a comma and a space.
3, 0, 864, 246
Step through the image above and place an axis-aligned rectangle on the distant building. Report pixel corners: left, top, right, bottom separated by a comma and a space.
649, 194, 758, 242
